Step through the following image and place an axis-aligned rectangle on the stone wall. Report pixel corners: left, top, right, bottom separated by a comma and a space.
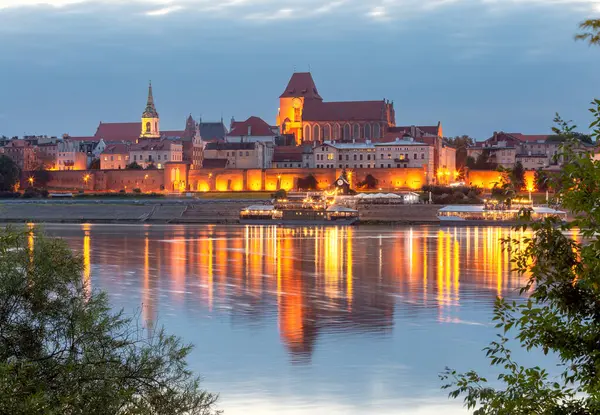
27, 167, 538, 193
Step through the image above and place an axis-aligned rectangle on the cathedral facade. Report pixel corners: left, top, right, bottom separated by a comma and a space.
276, 72, 396, 145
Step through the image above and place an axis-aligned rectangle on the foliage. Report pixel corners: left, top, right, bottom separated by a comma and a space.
0, 155, 20, 191
441, 100, 600, 414
297, 175, 318, 190
145, 163, 157, 170
469, 150, 497, 170
132, 188, 142, 194
466, 156, 476, 169
271, 189, 287, 200
89, 158, 101, 170
0, 191, 21, 199
422, 185, 482, 204
0, 227, 220, 414
22, 187, 49, 199
31, 168, 51, 188
358, 174, 379, 190
576, 18, 600, 45
511, 161, 525, 191
127, 162, 144, 170
446, 135, 474, 169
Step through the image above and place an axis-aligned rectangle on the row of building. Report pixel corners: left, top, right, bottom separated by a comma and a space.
2, 71, 586, 185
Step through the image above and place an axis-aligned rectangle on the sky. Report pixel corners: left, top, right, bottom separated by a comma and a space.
0, 0, 599, 140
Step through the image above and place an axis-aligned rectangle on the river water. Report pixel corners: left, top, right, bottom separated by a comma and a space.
40, 224, 551, 414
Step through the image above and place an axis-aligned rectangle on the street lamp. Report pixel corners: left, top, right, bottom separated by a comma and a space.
27, 177, 34, 187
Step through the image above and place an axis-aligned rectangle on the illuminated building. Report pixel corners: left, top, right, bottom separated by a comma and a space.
100, 143, 130, 170
56, 140, 88, 171
140, 81, 160, 139
227, 116, 278, 144
276, 72, 396, 145
130, 140, 183, 170
204, 141, 273, 169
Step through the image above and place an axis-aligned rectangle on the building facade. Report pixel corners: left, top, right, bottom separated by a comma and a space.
204, 141, 274, 169
56, 140, 88, 171
100, 143, 130, 170
276, 72, 396, 145
130, 141, 183, 169
227, 116, 278, 144
312, 137, 435, 180
2, 140, 40, 171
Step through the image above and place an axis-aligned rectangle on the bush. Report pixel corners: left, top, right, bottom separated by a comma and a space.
0, 191, 21, 199
271, 189, 287, 199
133, 188, 142, 194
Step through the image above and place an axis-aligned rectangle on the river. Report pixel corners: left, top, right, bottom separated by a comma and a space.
39, 223, 553, 414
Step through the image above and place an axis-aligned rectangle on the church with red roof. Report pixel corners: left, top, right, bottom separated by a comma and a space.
276, 72, 397, 145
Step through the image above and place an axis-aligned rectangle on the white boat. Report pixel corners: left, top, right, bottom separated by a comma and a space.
437, 205, 567, 224
240, 202, 359, 225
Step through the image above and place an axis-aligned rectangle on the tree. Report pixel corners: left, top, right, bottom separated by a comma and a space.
358, 174, 378, 190
0, 227, 220, 414
0, 155, 20, 191
89, 158, 101, 170
31, 168, 51, 188
127, 162, 143, 170
466, 156, 476, 169
297, 175, 317, 190
446, 135, 474, 169
441, 101, 600, 414
510, 161, 525, 191
473, 150, 497, 170
534, 169, 548, 192
576, 19, 600, 45
145, 163, 157, 170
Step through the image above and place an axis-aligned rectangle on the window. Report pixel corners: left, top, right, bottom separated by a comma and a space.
226, 152, 229, 157
338, 155, 342, 161
353, 154, 357, 161
327, 153, 334, 160
380, 154, 384, 159
388, 164, 391, 168
359, 154, 363, 161
158, 155, 161, 161
246, 151, 249, 156
360, 164, 363, 168
388, 154, 392, 159
304, 125, 311, 141
324, 124, 331, 140
364, 124, 371, 140
111, 156, 114, 161
333, 124, 341, 140
145, 122, 151, 133
343, 124, 351, 140
353, 124, 360, 139
346, 155, 349, 161
373, 123, 381, 138
421, 153, 425, 160
313, 125, 320, 141
367, 154, 371, 160
104, 156, 108, 161
239, 151, 243, 156
413, 153, 417, 159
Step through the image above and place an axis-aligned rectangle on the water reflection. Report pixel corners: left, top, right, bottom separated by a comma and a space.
41, 223, 542, 414
54, 224, 534, 362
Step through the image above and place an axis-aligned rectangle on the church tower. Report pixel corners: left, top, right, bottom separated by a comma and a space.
277, 72, 322, 145
140, 81, 160, 139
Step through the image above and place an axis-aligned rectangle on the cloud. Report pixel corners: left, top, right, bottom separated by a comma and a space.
0, 0, 598, 19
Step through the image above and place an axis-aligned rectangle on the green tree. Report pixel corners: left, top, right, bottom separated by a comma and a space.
534, 169, 548, 192
466, 156, 476, 169
145, 163, 157, 170
0, 155, 20, 191
576, 18, 600, 45
127, 162, 144, 170
510, 161, 525, 191
446, 135, 474, 169
441, 101, 600, 414
0, 227, 220, 414
89, 158, 101, 170
358, 174, 378, 190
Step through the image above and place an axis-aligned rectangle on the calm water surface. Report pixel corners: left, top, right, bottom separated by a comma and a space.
40, 224, 552, 414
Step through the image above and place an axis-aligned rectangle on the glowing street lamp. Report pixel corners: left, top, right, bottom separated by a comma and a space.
83, 174, 90, 184
27, 176, 34, 186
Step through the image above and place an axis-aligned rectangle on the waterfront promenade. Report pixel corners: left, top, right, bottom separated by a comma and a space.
0, 199, 442, 224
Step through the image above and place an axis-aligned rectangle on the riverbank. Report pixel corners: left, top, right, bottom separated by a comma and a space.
0, 200, 443, 225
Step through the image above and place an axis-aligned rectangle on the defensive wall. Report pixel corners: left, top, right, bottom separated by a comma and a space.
22, 165, 536, 192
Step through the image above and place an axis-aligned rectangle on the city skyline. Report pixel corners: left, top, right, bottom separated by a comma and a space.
1, 1, 599, 139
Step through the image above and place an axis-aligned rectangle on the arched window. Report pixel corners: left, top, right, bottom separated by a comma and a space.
323, 124, 331, 140
373, 123, 381, 139
343, 124, 351, 140
353, 124, 360, 139
154, 122, 158, 132
313, 124, 321, 142
333, 124, 341, 140
364, 124, 371, 140
145, 122, 151, 133
304, 124, 311, 141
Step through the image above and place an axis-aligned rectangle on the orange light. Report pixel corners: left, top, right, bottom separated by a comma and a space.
27, 177, 34, 185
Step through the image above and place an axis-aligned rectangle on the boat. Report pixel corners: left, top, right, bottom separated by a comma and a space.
239, 196, 359, 225
437, 203, 567, 224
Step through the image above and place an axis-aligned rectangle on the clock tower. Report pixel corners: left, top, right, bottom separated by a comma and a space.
140, 81, 161, 140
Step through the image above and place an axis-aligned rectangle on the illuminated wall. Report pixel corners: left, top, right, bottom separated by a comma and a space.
465, 170, 505, 189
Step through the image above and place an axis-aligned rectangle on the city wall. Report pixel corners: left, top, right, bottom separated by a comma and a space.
24, 165, 536, 192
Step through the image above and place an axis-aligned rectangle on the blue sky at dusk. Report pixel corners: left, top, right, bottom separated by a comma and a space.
0, 0, 599, 139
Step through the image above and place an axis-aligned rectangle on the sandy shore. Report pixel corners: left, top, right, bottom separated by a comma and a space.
0, 200, 443, 225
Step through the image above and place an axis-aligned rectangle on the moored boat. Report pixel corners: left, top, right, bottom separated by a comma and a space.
437, 204, 567, 224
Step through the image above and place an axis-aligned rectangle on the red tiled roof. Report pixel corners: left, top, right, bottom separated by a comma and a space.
393, 125, 441, 137
510, 133, 550, 143
302, 100, 387, 122
4, 140, 31, 148
228, 116, 275, 137
130, 140, 180, 151
102, 143, 129, 154
94, 122, 141, 142
65, 136, 99, 142
162, 130, 185, 137
280, 72, 322, 100
273, 146, 304, 162
202, 158, 228, 168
